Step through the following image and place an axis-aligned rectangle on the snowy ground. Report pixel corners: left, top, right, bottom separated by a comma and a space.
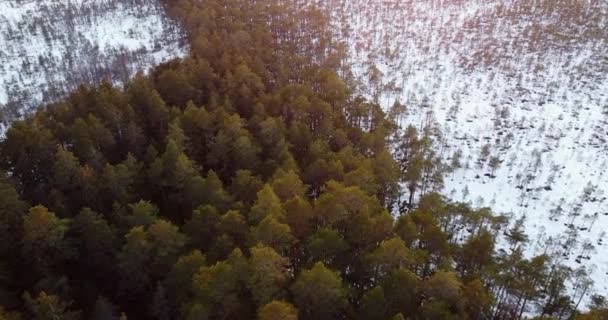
0, 0, 188, 128
317, 0, 608, 304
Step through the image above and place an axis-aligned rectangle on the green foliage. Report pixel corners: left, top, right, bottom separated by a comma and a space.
291, 262, 346, 320
183, 205, 219, 251
0, 174, 27, 259
360, 286, 387, 320
229, 170, 264, 207
118, 219, 186, 297
21, 206, 71, 276
368, 237, 413, 280
382, 269, 418, 316
247, 246, 289, 306
91, 296, 120, 320
250, 185, 284, 225
423, 271, 464, 316
270, 169, 306, 202
283, 196, 314, 240
306, 228, 348, 268
23, 292, 80, 320
0, 306, 21, 320
165, 250, 206, 306
188, 249, 249, 319
257, 301, 298, 320
126, 200, 158, 228
253, 216, 296, 254
70, 208, 116, 274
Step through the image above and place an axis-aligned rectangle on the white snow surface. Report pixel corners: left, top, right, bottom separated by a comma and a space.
0, 0, 187, 127
316, 0, 608, 305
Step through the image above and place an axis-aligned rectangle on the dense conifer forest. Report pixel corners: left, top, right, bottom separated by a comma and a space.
0, 0, 606, 319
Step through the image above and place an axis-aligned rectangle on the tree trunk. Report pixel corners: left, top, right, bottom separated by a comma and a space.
408, 187, 415, 210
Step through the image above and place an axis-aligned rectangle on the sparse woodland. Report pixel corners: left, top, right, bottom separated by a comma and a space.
0, 0, 185, 125
315, 0, 608, 305
0, 0, 606, 319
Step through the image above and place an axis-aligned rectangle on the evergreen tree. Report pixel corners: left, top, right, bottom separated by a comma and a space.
257, 301, 298, 320
247, 246, 289, 307
291, 262, 346, 320
21, 205, 71, 276
23, 292, 80, 320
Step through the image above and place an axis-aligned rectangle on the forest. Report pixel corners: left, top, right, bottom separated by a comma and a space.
0, 0, 606, 319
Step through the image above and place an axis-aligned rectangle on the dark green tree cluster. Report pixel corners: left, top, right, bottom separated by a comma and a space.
0, 0, 598, 319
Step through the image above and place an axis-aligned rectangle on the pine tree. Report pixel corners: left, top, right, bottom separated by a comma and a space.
257, 301, 298, 320
291, 262, 346, 320
247, 245, 289, 306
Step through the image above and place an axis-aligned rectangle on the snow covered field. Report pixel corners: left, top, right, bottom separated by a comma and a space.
0, 0, 187, 128
319, 0, 608, 303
